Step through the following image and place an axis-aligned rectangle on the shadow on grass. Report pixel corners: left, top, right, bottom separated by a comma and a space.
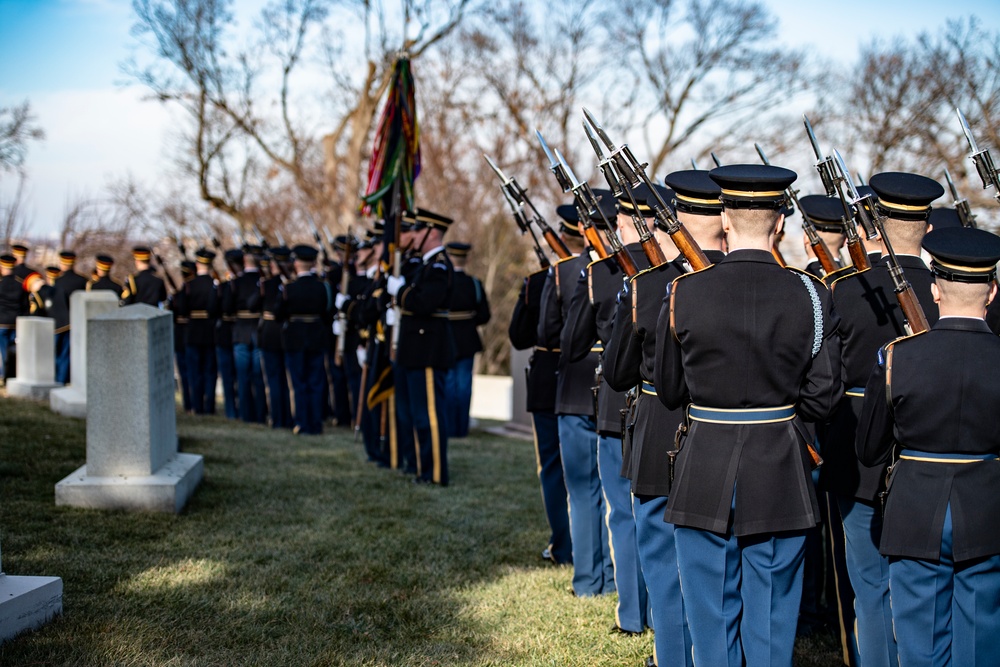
0, 397, 577, 666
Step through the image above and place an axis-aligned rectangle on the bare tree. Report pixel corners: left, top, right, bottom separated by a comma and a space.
836, 17, 1000, 225
126, 0, 474, 238
0, 100, 45, 174
603, 0, 812, 174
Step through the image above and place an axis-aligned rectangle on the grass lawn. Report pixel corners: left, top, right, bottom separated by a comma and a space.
0, 396, 844, 666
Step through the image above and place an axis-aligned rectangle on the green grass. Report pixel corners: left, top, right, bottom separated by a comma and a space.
0, 397, 845, 666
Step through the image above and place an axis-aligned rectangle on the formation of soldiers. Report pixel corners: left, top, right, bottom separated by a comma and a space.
0, 215, 491, 488
508, 144, 1000, 667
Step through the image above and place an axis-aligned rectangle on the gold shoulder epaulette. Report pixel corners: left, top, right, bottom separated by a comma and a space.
830, 266, 871, 292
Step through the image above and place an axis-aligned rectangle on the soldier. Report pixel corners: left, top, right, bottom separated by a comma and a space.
799, 194, 849, 281
51, 251, 88, 384
213, 248, 242, 420
259, 247, 293, 429
44, 266, 60, 285
87, 255, 124, 297
563, 187, 651, 635
120, 246, 167, 306
443, 241, 491, 438
603, 169, 727, 667
857, 226, 1000, 667
508, 229, 572, 565
819, 171, 943, 667
333, 235, 375, 428
385, 209, 456, 485
10, 243, 37, 282
537, 207, 612, 597
229, 246, 267, 424
280, 245, 332, 435
0, 254, 21, 382
327, 234, 355, 427
171, 260, 197, 413
181, 249, 219, 414
654, 164, 842, 667
355, 229, 394, 466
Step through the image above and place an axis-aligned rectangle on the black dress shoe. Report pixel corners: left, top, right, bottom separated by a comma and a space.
609, 624, 643, 637
541, 547, 553, 561
644, 655, 656, 667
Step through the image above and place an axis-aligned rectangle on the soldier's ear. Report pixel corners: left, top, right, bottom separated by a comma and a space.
930, 281, 941, 305
720, 209, 731, 236
774, 212, 785, 237
989, 282, 998, 306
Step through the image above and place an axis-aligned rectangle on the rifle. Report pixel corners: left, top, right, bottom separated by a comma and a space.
582, 108, 711, 271
174, 233, 190, 261
307, 213, 330, 270
710, 152, 722, 168
833, 150, 929, 335
535, 130, 610, 260
956, 107, 1000, 207
690, 158, 699, 170
485, 142, 571, 261
334, 225, 353, 367
484, 154, 552, 269
755, 142, 837, 275
555, 147, 639, 277
944, 167, 978, 228
582, 122, 666, 269
151, 249, 179, 294
803, 115, 875, 272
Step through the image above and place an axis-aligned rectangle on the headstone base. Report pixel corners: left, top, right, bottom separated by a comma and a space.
6, 379, 62, 401
49, 387, 86, 419
54, 453, 204, 514
0, 574, 63, 644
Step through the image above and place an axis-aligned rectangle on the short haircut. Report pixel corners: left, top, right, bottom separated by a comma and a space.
726, 207, 781, 237
883, 218, 928, 253
936, 279, 993, 311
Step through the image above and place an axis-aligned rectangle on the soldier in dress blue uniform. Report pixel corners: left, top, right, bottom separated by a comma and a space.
799, 194, 849, 282
604, 169, 727, 667
52, 251, 88, 384
327, 234, 356, 427
121, 246, 167, 306
537, 207, 612, 597
508, 222, 572, 565
654, 164, 842, 667
818, 171, 943, 667
279, 244, 332, 435
171, 260, 196, 412
10, 243, 38, 283
228, 246, 267, 424
87, 255, 124, 297
259, 248, 293, 429
180, 249, 219, 414
564, 186, 652, 636
857, 226, 1000, 667
0, 254, 22, 383
386, 209, 456, 485
212, 248, 242, 419
443, 241, 491, 438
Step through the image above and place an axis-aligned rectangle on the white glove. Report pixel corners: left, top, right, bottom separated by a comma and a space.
356, 347, 368, 366
385, 307, 399, 327
332, 318, 346, 336
335, 292, 350, 310
386, 274, 406, 296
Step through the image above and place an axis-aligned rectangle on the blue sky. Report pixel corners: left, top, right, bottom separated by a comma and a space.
1, 0, 997, 238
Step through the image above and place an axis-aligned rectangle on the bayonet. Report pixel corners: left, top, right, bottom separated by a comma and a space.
535, 130, 573, 192
945, 167, 977, 228
710, 152, 722, 168
803, 115, 839, 197
690, 158, 699, 170
484, 153, 512, 186
832, 149, 878, 240
955, 107, 1000, 204
582, 107, 709, 270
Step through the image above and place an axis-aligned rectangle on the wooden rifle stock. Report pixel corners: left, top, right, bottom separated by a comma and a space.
896, 284, 929, 335
771, 245, 786, 267
614, 245, 639, 277
669, 227, 711, 271
640, 234, 668, 268
846, 239, 871, 272
811, 238, 839, 275
543, 229, 573, 260
583, 226, 610, 260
